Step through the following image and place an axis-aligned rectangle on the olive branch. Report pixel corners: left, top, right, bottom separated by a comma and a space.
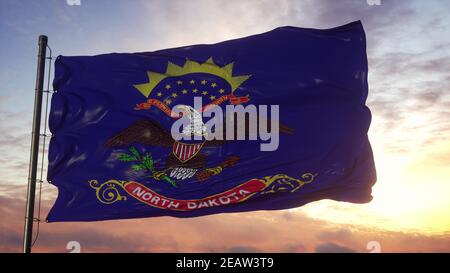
117, 146, 176, 187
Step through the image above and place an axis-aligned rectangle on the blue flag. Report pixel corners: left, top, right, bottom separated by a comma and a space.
46, 21, 376, 222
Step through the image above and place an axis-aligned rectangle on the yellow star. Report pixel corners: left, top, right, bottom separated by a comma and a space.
165, 99, 172, 105
132, 58, 252, 98
210, 95, 216, 100
211, 82, 217, 88
176, 80, 183, 85
192, 89, 198, 93
157, 92, 162, 97
172, 92, 178, 98
165, 84, 171, 90
202, 91, 208, 95
201, 80, 207, 85
190, 80, 195, 84
181, 89, 188, 94
218, 89, 225, 94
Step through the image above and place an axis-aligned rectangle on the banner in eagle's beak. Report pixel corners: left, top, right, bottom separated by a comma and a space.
46, 21, 376, 222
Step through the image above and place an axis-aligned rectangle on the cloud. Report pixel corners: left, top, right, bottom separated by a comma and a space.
0, 228, 22, 253
33, 227, 154, 253
367, 52, 450, 154
228, 246, 261, 253
317, 229, 353, 242
1, 191, 449, 253
315, 242, 356, 253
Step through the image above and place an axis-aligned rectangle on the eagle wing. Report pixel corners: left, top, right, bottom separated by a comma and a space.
105, 119, 174, 148
104, 117, 294, 148
203, 116, 294, 147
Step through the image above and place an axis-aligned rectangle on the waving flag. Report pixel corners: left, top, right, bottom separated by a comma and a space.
46, 21, 376, 222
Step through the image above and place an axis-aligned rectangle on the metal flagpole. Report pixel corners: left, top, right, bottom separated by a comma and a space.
23, 35, 48, 253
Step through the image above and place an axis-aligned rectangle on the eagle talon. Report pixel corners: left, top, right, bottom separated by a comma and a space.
152, 171, 167, 181
206, 166, 223, 176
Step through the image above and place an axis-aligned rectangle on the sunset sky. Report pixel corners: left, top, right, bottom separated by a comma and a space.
1, 0, 449, 252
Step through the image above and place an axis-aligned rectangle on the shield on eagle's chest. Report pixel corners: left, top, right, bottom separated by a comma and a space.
172, 141, 204, 163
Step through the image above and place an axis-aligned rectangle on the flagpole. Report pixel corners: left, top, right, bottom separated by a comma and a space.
23, 35, 48, 253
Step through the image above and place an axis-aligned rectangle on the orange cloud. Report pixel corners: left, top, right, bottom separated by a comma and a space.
1, 194, 449, 253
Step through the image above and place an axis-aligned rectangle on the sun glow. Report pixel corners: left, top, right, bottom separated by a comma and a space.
300, 139, 450, 234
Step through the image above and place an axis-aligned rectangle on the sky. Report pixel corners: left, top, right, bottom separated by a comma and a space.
0, 0, 449, 253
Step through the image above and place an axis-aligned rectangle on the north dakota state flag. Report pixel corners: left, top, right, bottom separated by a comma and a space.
46, 21, 376, 222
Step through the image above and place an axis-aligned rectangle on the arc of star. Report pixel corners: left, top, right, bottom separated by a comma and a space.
176, 80, 183, 85
218, 88, 225, 93
202, 91, 208, 95
210, 95, 216, 100
165, 84, 171, 90
133, 57, 252, 98
172, 92, 178, 98
157, 92, 162, 97
192, 89, 198, 93
211, 82, 217, 88
181, 89, 188, 94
